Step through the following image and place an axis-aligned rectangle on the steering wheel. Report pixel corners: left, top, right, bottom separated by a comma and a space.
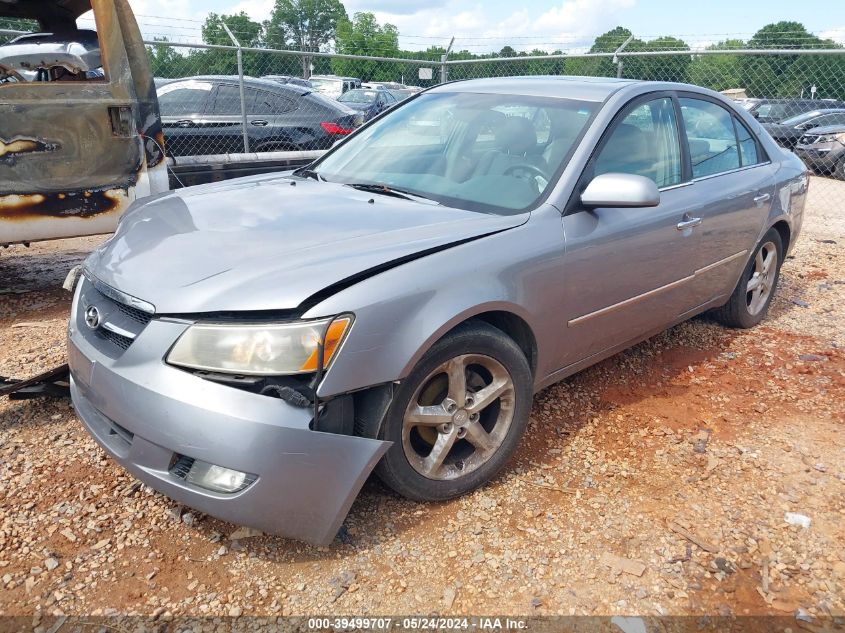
503, 164, 548, 181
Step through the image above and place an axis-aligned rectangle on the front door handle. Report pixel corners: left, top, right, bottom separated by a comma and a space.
677, 216, 702, 231
175, 119, 193, 128
250, 120, 269, 126
754, 193, 772, 205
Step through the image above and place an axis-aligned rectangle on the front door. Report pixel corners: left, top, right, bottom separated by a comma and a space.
557, 95, 699, 368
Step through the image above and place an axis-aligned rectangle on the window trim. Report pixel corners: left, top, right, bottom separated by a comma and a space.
676, 91, 770, 177
158, 81, 213, 117
565, 90, 684, 216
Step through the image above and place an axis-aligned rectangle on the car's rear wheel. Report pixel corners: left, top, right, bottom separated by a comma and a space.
712, 228, 783, 329
369, 321, 532, 501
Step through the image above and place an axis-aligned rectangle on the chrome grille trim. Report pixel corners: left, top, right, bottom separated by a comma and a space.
82, 269, 155, 315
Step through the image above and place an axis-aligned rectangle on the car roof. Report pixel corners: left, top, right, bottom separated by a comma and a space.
170, 75, 310, 96
428, 75, 657, 102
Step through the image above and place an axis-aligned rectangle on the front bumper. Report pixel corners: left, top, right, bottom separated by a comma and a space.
68, 281, 389, 546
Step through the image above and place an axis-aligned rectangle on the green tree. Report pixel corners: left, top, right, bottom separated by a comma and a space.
0, 17, 36, 45
266, 0, 348, 77
688, 39, 746, 91
332, 12, 400, 80
739, 21, 838, 98
625, 36, 690, 82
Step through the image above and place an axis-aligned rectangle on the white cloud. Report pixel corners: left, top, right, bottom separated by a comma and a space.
820, 28, 845, 45
370, 0, 638, 52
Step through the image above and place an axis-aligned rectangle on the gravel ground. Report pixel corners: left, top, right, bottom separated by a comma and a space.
1, 177, 844, 621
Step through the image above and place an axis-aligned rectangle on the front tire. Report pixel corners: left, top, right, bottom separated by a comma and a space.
712, 228, 783, 329
368, 321, 532, 501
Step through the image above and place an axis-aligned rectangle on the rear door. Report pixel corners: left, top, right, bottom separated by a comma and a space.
676, 95, 777, 303
0, 0, 164, 244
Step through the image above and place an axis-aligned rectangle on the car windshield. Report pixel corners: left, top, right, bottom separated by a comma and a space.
313, 92, 598, 215
339, 90, 378, 104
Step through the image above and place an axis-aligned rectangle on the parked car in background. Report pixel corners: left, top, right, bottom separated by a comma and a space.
746, 98, 845, 123
157, 76, 363, 156
795, 124, 845, 179
154, 77, 177, 89
337, 88, 398, 121
309, 74, 361, 99
262, 74, 312, 88
763, 109, 845, 149
389, 88, 418, 102
70, 77, 806, 545
362, 81, 406, 90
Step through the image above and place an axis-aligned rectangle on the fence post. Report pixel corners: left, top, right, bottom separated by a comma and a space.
222, 22, 251, 153
440, 36, 455, 84
613, 34, 634, 79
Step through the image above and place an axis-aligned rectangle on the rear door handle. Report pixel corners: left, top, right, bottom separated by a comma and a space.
175, 119, 193, 128
677, 216, 702, 230
754, 193, 772, 205
250, 120, 269, 126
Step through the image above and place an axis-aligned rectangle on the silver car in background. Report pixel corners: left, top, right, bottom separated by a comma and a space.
68, 77, 807, 544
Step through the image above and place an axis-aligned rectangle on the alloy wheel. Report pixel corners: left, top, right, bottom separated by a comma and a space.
746, 241, 777, 315
401, 354, 515, 480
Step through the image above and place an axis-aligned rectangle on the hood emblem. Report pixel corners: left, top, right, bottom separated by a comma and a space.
84, 305, 102, 330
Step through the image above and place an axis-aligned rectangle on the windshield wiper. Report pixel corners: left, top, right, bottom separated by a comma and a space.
294, 168, 323, 181
345, 183, 440, 204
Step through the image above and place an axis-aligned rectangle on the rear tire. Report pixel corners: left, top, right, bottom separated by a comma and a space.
366, 321, 532, 502
712, 228, 783, 329
835, 157, 845, 181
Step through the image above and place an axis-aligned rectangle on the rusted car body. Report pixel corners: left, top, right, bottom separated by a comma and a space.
0, 0, 167, 246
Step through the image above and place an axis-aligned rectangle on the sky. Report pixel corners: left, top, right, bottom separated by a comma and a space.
120, 0, 845, 52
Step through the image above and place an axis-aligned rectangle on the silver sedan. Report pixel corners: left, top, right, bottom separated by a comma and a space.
68, 76, 807, 544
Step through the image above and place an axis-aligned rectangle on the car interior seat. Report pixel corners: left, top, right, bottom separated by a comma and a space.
474, 116, 548, 178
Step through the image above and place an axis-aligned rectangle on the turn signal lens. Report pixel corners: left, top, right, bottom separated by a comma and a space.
299, 316, 352, 372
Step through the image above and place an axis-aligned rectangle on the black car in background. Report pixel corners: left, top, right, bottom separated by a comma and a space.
336, 88, 398, 121
743, 98, 845, 123
157, 76, 363, 156
795, 124, 845, 180
262, 74, 312, 88
763, 109, 845, 149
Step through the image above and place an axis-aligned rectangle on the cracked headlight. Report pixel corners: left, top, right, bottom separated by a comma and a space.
167, 316, 352, 376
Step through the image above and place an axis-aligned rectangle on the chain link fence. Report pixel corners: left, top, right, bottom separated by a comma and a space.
3, 24, 844, 207
146, 41, 845, 186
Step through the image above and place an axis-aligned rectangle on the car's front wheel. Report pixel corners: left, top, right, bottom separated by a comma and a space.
368, 321, 532, 501
713, 227, 783, 329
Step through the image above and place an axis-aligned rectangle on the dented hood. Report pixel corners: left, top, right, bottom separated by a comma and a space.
85, 174, 528, 314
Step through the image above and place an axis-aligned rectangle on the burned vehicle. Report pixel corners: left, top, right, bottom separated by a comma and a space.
0, 0, 168, 247
68, 77, 806, 545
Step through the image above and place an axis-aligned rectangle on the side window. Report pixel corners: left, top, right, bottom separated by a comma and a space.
210, 84, 248, 115
733, 117, 761, 167
251, 91, 294, 115
594, 97, 682, 188
157, 82, 213, 116
680, 98, 740, 178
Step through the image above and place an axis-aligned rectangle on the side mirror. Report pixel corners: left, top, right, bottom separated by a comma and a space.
580, 173, 660, 208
